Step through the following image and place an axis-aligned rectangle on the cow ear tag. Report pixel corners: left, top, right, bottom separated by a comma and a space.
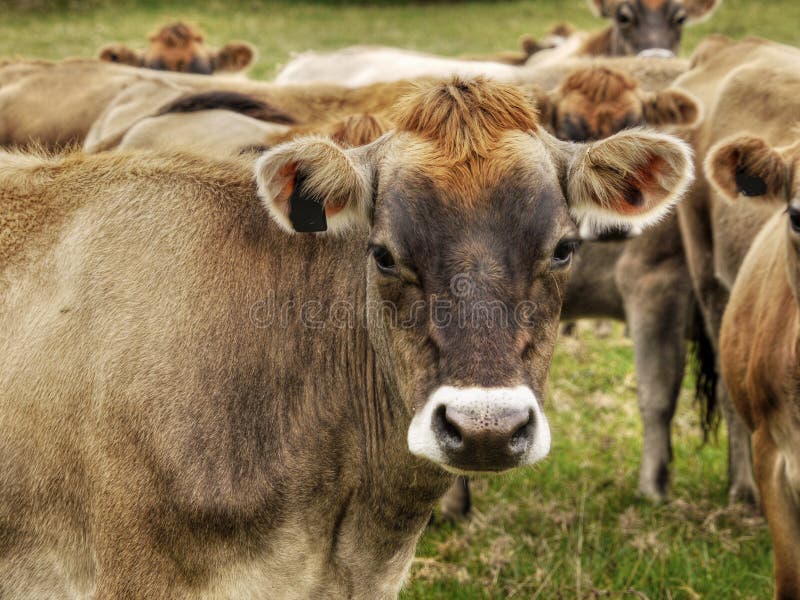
288, 172, 328, 232
735, 168, 767, 197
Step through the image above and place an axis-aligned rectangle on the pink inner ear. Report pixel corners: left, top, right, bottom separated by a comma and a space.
613, 155, 667, 215
276, 163, 297, 218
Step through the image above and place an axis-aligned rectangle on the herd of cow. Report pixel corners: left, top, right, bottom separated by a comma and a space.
1, 0, 799, 597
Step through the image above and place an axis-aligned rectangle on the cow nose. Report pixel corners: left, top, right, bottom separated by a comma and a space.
407, 386, 551, 473
435, 404, 534, 461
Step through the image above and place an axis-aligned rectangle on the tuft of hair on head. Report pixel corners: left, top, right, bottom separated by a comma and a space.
150, 22, 204, 47
330, 114, 391, 148
560, 66, 638, 103
392, 77, 539, 164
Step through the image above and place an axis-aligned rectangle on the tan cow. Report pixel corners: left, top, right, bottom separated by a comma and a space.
711, 133, 800, 598
671, 36, 800, 504
98, 21, 256, 74
0, 77, 693, 598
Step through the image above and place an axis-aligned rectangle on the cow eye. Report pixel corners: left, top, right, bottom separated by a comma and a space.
551, 239, 581, 269
789, 206, 800, 234
673, 10, 688, 25
370, 245, 398, 275
616, 3, 635, 26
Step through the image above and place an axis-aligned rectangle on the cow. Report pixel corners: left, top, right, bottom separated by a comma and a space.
711, 133, 800, 598
98, 21, 256, 74
0, 78, 694, 598
576, 0, 721, 58
671, 36, 800, 504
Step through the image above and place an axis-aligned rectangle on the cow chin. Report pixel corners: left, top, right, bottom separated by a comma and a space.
407, 385, 551, 474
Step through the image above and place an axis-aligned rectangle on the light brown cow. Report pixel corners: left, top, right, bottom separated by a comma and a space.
0, 78, 693, 598
98, 21, 256, 74
672, 36, 800, 504
712, 133, 800, 598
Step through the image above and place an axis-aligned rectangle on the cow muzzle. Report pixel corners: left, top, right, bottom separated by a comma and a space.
637, 48, 675, 59
407, 386, 551, 473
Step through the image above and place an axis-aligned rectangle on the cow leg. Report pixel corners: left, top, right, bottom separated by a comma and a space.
678, 196, 757, 504
753, 426, 800, 599
622, 272, 688, 502
438, 476, 471, 520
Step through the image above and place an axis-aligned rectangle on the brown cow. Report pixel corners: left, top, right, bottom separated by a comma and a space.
712, 133, 800, 598
580, 0, 721, 57
672, 36, 800, 504
0, 78, 693, 598
98, 21, 256, 74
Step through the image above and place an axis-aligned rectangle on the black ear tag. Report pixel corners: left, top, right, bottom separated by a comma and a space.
288, 173, 327, 232
735, 168, 767, 197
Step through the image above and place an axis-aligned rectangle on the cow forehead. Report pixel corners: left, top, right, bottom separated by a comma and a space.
374, 136, 572, 263
378, 130, 559, 205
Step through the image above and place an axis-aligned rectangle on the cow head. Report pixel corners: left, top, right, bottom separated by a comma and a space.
98, 22, 255, 74
707, 133, 800, 298
536, 66, 700, 142
588, 0, 721, 57
255, 78, 693, 474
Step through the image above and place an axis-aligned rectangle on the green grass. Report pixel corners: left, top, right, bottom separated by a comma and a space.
1, 1, 788, 597
2, 0, 800, 79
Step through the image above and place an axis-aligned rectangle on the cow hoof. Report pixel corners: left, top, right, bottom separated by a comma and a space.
728, 482, 759, 508
636, 485, 668, 504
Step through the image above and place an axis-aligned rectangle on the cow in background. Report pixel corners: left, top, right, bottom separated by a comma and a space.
99, 22, 255, 74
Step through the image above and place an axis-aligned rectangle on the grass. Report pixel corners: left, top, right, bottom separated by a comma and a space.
1, 0, 789, 597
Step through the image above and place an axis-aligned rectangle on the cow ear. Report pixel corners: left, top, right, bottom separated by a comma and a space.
98, 44, 144, 67
535, 92, 558, 134
705, 135, 788, 201
255, 136, 374, 234
586, 0, 609, 17
567, 129, 694, 233
684, 0, 721, 23
214, 42, 256, 72
641, 89, 701, 127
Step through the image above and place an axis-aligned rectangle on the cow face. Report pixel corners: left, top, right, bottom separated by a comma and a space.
707, 134, 800, 298
98, 22, 255, 74
589, 0, 721, 57
256, 78, 693, 474
536, 67, 700, 142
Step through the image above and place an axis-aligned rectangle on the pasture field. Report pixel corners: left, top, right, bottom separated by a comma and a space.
2, 0, 794, 597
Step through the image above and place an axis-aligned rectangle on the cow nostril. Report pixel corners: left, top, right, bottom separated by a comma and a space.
434, 405, 463, 449
509, 410, 535, 452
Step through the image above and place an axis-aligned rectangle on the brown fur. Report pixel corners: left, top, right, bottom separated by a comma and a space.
718, 137, 800, 597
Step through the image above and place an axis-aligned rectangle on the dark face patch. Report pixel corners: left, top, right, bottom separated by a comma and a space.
366, 160, 576, 411
611, 0, 686, 55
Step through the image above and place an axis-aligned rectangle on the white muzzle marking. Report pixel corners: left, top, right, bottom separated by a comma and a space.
637, 48, 676, 59
407, 385, 551, 471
